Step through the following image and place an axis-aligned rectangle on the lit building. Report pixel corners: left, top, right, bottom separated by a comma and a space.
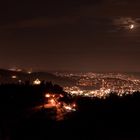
11, 75, 17, 79
33, 79, 41, 85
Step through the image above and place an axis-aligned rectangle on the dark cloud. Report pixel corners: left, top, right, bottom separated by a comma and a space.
113, 17, 140, 29
79, 0, 140, 17
0, 0, 140, 71
1, 17, 77, 29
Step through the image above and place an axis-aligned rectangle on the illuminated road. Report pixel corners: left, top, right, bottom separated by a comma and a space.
27, 100, 76, 121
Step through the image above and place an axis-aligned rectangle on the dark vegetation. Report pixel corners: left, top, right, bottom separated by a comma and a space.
0, 82, 140, 140
0, 69, 76, 86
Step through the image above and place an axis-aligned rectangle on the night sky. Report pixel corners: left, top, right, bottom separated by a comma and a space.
0, 0, 140, 72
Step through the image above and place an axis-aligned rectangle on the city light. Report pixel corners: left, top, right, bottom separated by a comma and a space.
42, 93, 77, 120
33, 79, 41, 85
27, 71, 32, 74
64, 105, 72, 111
61, 72, 140, 99
49, 99, 56, 106
72, 103, 76, 107
11, 75, 17, 79
45, 94, 51, 98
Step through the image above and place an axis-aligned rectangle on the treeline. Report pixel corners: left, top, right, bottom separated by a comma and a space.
0, 82, 64, 107
0, 82, 140, 140
0, 82, 66, 140
68, 91, 140, 140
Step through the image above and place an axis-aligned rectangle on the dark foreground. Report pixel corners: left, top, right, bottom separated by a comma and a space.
0, 84, 140, 140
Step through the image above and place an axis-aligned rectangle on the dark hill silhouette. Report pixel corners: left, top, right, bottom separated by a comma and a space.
0, 82, 139, 140
0, 69, 75, 86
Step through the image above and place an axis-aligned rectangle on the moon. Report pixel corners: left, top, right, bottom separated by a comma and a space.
130, 24, 134, 29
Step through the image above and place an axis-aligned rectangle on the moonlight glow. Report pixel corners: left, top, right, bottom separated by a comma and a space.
130, 24, 134, 29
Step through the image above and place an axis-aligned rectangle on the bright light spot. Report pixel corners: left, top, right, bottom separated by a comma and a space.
27, 71, 32, 74
60, 94, 64, 98
11, 75, 17, 79
16, 69, 22, 72
45, 94, 51, 98
72, 103, 76, 107
130, 24, 134, 29
49, 99, 56, 106
33, 79, 41, 85
64, 105, 72, 111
